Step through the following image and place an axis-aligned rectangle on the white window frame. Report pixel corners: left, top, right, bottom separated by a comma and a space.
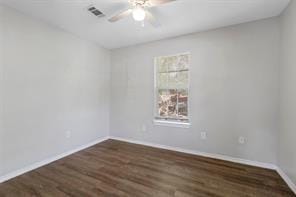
153, 52, 191, 128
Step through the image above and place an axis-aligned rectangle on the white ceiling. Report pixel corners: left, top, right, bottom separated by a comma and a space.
0, 0, 290, 49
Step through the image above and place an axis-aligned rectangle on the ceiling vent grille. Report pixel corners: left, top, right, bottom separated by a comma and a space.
88, 6, 105, 17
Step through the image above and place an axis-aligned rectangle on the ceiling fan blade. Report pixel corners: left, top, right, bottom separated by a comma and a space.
146, 11, 161, 28
149, 0, 176, 6
108, 9, 132, 22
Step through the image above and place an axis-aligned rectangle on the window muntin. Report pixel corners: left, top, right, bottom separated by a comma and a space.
155, 53, 190, 123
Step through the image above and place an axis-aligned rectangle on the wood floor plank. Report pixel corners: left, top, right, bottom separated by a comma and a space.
0, 139, 294, 197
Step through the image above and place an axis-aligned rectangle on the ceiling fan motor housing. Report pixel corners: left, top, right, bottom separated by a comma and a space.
129, 0, 150, 7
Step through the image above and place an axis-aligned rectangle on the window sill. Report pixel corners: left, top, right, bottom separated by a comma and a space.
153, 120, 191, 128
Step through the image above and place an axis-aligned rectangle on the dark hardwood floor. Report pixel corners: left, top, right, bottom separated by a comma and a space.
0, 139, 294, 197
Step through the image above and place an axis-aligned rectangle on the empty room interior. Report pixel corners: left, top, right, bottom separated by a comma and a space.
0, 0, 296, 196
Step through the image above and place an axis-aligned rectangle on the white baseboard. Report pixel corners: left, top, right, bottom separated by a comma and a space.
109, 136, 277, 170
276, 167, 296, 194
0, 136, 109, 183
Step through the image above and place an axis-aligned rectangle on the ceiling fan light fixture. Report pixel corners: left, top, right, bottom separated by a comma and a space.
132, 6, 146, 21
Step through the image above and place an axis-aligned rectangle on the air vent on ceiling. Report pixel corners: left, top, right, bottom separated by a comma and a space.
88, 6, 105, 17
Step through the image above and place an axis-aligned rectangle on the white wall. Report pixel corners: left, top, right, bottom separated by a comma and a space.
0, 6, 110, 176
111, 18, 280, 164
0, 5, 4, 175
279, 0, 296, 185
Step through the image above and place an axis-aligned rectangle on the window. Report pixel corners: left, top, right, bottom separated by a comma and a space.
154, 53, 190, 127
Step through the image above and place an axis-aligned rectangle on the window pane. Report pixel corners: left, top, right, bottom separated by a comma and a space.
167, 56, 178, 72
157, 89, 178, 118
177, 54, 189, 70
168, 70, 188, 89
157, 58, 167, 73
168, 54, 189, 71
178, 89, 188, 119
157, 73, 168, 89
168, 72, 178, 86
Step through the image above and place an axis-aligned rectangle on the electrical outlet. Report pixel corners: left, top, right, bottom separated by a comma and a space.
238, 136, 246, 144
66, 130, 71, 139
201, 132, 207, 140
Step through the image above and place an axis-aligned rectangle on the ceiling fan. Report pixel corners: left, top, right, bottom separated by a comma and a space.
108, 0, 176, 26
